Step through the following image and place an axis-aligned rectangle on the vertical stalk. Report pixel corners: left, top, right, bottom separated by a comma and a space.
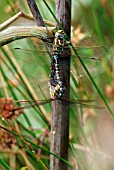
50, 1, 71, 170
26, 0, 45, 26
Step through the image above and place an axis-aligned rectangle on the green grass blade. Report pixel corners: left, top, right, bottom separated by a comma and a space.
0, 158, 11, 170
0, 125, 74, 169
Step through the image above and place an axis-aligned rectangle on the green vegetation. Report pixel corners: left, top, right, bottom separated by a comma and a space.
0, 0, 114, 169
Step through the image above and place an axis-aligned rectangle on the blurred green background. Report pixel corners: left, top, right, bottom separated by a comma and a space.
0, 0, 114, 170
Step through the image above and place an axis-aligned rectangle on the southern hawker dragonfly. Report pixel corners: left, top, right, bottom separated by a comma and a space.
0, 29, 110, 109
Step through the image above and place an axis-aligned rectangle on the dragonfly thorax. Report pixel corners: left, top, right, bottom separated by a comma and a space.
54, 30, 68, 49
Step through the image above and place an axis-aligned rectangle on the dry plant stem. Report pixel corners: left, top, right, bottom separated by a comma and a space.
0, 26, 55, 46
26, 0, 46, 27
101, 0, 112, 19
18, 149, 36, 170
38, 129, 49, 156
0, 12, 23, 31
0, 12, 55, 32
1, 117, 48, 170
26, 0, 53, 57
0, 11, 55, 46
0, 73, 9, 98
50, 0, 71, 170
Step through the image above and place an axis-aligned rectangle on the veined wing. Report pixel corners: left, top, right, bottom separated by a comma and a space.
11, 99, 104, 112
0, 97, 104, 120
4, 39, 110, 85
6, 37, 109, 65
12, 98, 104, 111
1, 38, 110, 93
2, 38, 109, 74
1, 38, 111, 103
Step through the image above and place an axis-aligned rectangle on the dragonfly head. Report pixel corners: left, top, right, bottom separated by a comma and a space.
55, 30, 67, 41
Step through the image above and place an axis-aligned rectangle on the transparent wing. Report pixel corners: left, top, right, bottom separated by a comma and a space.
7, 37, 109, 65
5, 37, 110, 79
0, 97, 104, 120
0, 37, 111, 108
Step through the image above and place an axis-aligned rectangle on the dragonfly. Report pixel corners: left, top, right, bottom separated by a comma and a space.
1, 29, 110, 109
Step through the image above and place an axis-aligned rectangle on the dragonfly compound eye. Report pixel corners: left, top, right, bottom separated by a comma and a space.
55, 30, 67, 40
